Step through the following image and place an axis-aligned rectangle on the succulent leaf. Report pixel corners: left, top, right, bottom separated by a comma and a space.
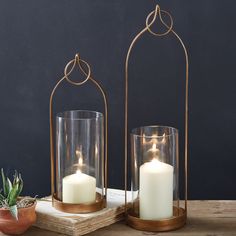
9, 205, 18, 220
6, 178, 13, 197
1, 168, 7, 197
16, 174, 23, 196
13, 170, 18, 185
8, 181, 20, 206
0, 169, 24, 220
0, 193, 4, 201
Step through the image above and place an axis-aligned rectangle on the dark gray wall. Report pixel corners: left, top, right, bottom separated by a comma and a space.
0, 0, 235, 199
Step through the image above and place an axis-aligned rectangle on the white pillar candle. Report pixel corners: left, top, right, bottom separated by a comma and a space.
62, 170, 96, 204
139, 159, 173, 220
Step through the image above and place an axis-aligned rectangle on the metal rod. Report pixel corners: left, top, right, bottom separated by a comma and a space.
124, 4, 189, 215
49, 54, 108, 207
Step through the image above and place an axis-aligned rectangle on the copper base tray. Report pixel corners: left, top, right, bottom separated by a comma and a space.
127, 206, 186, 232
52, 192, 106, 214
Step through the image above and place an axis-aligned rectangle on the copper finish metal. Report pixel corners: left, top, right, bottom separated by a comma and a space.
127, 207, 186, 232
124, 4, 189, 231
49, 53, 108, 213
52, 193, 106, 214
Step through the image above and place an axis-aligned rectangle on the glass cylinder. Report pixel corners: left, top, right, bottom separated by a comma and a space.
130, 126, 179, 220
55, 110, 104, 211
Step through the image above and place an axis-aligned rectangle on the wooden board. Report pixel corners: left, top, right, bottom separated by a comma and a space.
1, 200, 235, 236
34, 189, 131, 236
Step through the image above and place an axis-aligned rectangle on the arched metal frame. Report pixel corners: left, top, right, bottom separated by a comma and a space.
124, 5, 189, 231
49, 53, 108, 213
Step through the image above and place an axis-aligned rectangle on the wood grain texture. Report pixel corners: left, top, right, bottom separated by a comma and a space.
1, 201, 236, 236
32, 189, 131, 235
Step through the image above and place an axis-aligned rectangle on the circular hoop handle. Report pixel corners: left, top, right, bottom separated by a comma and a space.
64, 54, 91, 86
145, 5, 173, 36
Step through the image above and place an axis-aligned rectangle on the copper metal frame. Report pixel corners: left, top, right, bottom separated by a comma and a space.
49, 53, 108, 213
52, 193, 106, 214
124, 4, 189, 231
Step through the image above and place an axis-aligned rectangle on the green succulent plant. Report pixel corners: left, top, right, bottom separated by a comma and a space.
0, 169, 23, 220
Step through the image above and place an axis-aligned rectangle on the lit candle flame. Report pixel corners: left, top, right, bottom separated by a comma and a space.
75, 149, 83, 173
151, 143, 157, 151
78, 157, 83, 166
147, 143, 160, 160
76, 160, 83, 174
78, 156, 83, 173
76, 149, 81, 156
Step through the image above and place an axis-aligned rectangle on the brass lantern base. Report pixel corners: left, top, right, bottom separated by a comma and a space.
52, 192, 106, 214
127, 206, 186, 232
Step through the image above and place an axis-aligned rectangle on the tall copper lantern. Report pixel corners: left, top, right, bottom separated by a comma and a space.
124, 5, 189, 231
50, 54, 108, 213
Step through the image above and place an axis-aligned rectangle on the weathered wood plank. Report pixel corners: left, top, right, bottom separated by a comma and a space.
34, 189, 130, 235
1, 201, 236, 236
183, 200, 236, 218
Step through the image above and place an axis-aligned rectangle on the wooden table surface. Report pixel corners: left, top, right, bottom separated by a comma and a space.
1, 201, 236, 236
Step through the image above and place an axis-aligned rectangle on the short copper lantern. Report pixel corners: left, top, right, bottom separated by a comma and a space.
49, 54, 108, 213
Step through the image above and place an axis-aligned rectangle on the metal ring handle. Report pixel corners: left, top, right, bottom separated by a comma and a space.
145, 5, 173, 36
64, 54, 91, 86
